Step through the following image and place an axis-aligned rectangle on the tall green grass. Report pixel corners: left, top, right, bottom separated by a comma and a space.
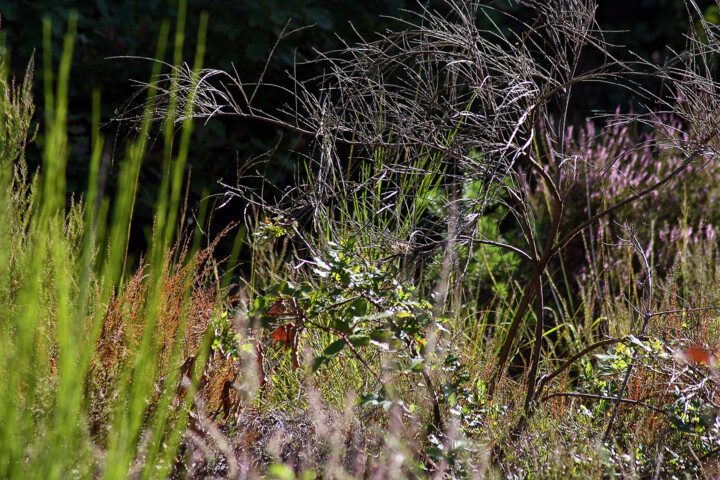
0, 8, 219, 479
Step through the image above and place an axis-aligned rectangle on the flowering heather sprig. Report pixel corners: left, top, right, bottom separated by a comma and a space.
547, 112, 720, 291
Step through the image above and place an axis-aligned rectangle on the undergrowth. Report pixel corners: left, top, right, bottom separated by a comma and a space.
1, 1, 719, 479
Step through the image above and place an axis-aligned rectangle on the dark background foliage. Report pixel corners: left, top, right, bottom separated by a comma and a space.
0, 0, 712, 257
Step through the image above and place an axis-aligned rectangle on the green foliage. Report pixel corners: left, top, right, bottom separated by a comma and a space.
210, 310, 242, 360
3, 2, 720, 478
254, 215, 299, 242
0, 58, 35, 170
0, 8, 220, 479
252, 237, 439, 388
457, 179, 522, 304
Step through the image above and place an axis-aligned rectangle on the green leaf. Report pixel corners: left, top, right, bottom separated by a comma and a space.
407, 358, 425, 372
358, 392, 384, 406
251, 296, 267, 315
344, 236, 357, 251
425, 446, 445, 462
295, 283, 314, 299
266, 283, 282, 296
669, 415, 693, 433
280, 281, 298, 295
312, 356, 327, 372
369, 329, 392, 342
348, 335, 370, 347
358, 311, 394, 323
323, 339, 347, 357
358, 392, 393, 410
330, 318, 351, 333
347, 298, 368, 317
